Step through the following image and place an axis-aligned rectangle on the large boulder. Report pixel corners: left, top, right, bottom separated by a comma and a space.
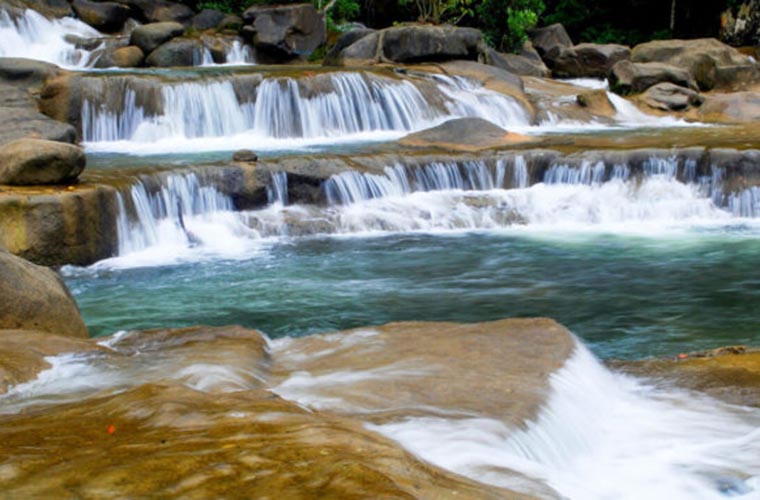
94, 45, 145, 68
71, 0, 131, 33
631, 38, 759, 90
191, 8, 226, 31
639, 82, 704, 112
242, 3, 325, 61
0, 139, 85, 185
530, 23, 573, 61
697, 91, 760, 123
482, 46, 551, 77
399, 117, 535, 152
130, 22, 185, 54
608, 60, 698, 95
145, 38, 205, 67
381, 25, 483, 63
550, 43, 631, 78
20, 0, 73, 18
119, 0, 193, 24
323, 28, 376, 66
0, 248, 88, 338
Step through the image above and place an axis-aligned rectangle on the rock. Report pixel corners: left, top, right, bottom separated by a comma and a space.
119, 0, 193, 24
217, 14, 243, 32
326, 31, 381, 66
697, 91, 760, 123
608, 60, 698, 95
0, 139, 84, 185
0, 330, 102, 393
20, 0, 73, 18
530, 23, 573, 60
145, 38, 204, 67
639, 82, 704, 112
130, 22, 185, 54
242, 3, 325, 61
191, 9, 226, 31
631, 38, 759, 90
233, 149, 258, 162
94, 45, 145, 68
381, 25, 483, 63
399, 117, 536, 152
720, 0, 760, 46
0, 57, 59, 84
71, 0, 131, 33
482, 46, 550, 77
522, 76, 618, 125
550, 43, 631, 78
576, 88, 616, 116
0, 248, 88, 338
0, 183, 119, 266
323, 28, 376, 66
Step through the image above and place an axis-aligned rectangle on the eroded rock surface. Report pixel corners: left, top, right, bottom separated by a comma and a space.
0, 138, 85, 185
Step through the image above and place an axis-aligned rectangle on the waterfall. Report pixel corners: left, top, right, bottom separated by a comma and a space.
80, 72, 531, 152
728, 187, 760, 218
266, 172, 289, 206
115, 172, 234, 255
0, 8, 103, 68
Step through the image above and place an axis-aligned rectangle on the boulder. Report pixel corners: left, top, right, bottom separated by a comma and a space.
145, 38, 204, 67
639, 82, 704, 112
130, 22, 185, 54
323, 28, 376, 66
608, 60, 698, 95
0, 248, 88, 338
698, 91, 760, 123
94, 45, 145, 68
326, 31, 381, 66
71, 0, 131, 33
631, 38, 759, 90
0, 57, 59, 84
0, 139, 85, 185
550, 43, 631, 78
482, 47, 550, 77
191, 8, 226, 31
20, 0, 73, 18
233, 149, 258, 162
530, 23, 573, 60
576, 88, 617, 116
381, 25, 483, 63
119, 0, 193, 24
720, 0, 760, 46
399, 117, 535, 152
242, 3, 325, 61
217, 14, 244, 32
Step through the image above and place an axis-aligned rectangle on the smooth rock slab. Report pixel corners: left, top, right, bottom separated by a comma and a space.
0, 139, 84, 185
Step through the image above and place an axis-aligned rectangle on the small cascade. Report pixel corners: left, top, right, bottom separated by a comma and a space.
80, 72, 531, 152
115, 172, 234, 255
266, 172, 289, 206
728, 187, 760, 218
544, 161, 608, 185
0, 8, 103, 68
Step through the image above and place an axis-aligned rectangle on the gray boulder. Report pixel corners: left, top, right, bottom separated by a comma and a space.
323, 28, 376, 66
119, 0, 193, 24
0, 248, 88, 338
551, 43, 630, 78
609, 60, 698, 95
242, 3, 325, 61
640, 83, 704, 111
0, 139, 85, 185
191, 9, 226, 31
145, 38, 205, 67
71, 0, 131, 33
482, 47, 550, 78
382, 25, 483, 63
530, 23, 573, 60
130, 22, 185, 54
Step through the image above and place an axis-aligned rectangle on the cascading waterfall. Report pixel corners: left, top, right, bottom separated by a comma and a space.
266, 172, 289, 205
0, 8, 103, 68
81, 72, 531, 153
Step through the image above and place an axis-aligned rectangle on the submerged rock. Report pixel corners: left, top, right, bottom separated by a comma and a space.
0, 138, 85, 185
0, 248, 88, 338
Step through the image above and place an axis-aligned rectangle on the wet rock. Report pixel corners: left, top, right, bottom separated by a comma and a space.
576, 88, 617, 116
145, 38, 205, 67
233, 149, 258, 162
608, 60, 698, 95
191, 8, 226, 31
381, 25, 483, 63
71, 0, 131, 33
639, 82, 704, 112
20, 0, 73, 18
631, 38, 759, 90
130, 22, 185, 54
550, 43, 631, 78
399, 117, 535, 152
0, 139, 84, 185
530, 23, 573, 61
120, 0, 193, 24
94, 45, 145, 68
0, 183, 119, 266
0, 248, 88, 338
482, 46, 551, 78
697, 91, 760, 123
242, 3, 325, 61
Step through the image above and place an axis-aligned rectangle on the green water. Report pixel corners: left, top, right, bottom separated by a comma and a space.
65, 230, 760, 359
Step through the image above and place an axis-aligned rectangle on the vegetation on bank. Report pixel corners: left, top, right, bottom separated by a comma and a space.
178, 0, 745, 52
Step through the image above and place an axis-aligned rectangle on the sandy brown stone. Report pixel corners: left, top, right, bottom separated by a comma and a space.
0, 138, 85, 185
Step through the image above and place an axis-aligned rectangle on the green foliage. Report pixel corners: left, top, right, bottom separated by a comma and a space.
477, 0, 544, 52
398, 0, 473, 24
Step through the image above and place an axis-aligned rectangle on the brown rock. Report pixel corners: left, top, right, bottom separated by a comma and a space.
609, 60, 698, 95
94, 45, 145, 69
399, 117, 536, 152
697, 91, 760, 123
639, 82, 704, 112
71, 0, 131, 33
242, 3, 326, 61
232, 149, 258, 162
483, 46, 551, 78
130, 22, 185, 54
577, 88, 616, 116
551, 43, 631, 78
0, 139, 85, 185
0, 248, 88, 338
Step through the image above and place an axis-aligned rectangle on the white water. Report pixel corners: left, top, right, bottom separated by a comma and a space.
81, 72, 531, 154
0, 8, 103, 68
369, 343, 760, 499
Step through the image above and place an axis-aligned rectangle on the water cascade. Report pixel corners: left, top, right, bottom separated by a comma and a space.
0, 8, 103, 68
